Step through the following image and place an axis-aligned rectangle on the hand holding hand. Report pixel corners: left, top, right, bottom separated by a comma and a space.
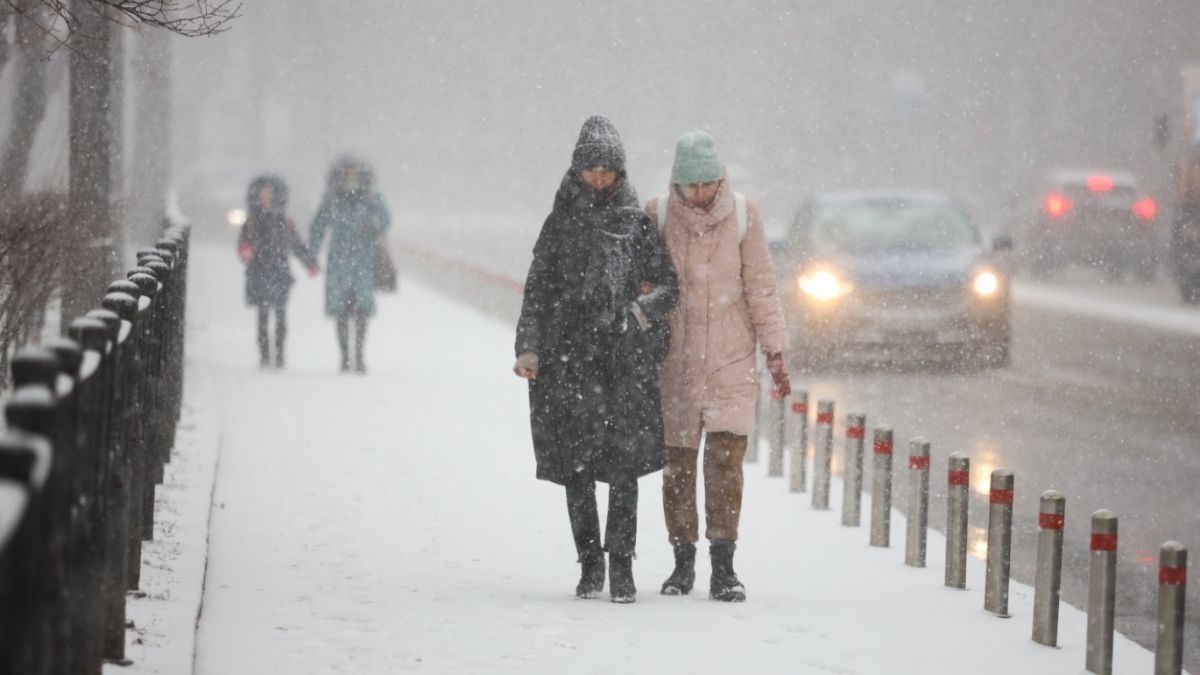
639, 281, 656, 296
765, 352, 791, 398
238, 242, 254, 263
308, 264, 320, 278
513, 352, 539, 379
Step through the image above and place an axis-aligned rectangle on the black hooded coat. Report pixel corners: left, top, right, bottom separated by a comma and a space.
515, 116, 679, 485
239, 175, 317, 306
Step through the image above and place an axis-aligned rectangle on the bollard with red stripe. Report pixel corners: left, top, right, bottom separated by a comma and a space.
945, 452, 970, 588
984, 468, 1014, 617
869, 427, 893, 547
812, 400, 835, 510
767, 389, 786, 478
904, 439, 930, 567
1086, 510, 1118, 675
788, 391, 808, 493
1033, 490, 1066, 646
841, 414, 866, 527
1155, 541, 1187, 675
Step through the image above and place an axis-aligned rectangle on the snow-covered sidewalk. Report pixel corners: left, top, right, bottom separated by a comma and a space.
173, 238, 1162, 674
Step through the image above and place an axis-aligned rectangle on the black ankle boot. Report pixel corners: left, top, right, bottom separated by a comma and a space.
660, 543, 696, 595
709, 539, 745, 602
576, 550, 605, 599
608, 552, 636, 604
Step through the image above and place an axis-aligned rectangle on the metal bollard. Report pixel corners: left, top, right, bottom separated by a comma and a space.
841, 414, 866, 527
767, 391, 785, 477
869, 427, 893, 547
747, 370, 763, 464
1033, 490, 1066, 646
984, 468, 1014, 617
1086, 510, 1118, 674
811, 400, 834, 510
1155, 541, 1187, 675
945, 452, 970, 588
905, 438, 930, 567
788, 391, 808, 493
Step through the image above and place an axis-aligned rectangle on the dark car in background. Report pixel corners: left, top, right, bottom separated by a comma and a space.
1019, 170, 1159, 281
777, 191, 1011, 368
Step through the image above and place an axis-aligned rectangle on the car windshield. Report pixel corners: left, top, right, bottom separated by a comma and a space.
809, 200, 979, 253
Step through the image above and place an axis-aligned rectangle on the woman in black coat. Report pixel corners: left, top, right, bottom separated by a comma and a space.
514, 116, 678, 603
238, 175, 319, 368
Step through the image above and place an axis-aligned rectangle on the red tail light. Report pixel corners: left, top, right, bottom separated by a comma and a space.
1045, 193, 1072, 218
1086, 175, 1114, 192
1133, 197, 1157, 220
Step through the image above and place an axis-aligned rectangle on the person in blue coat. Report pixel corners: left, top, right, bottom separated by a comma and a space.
308, 156, 392, 373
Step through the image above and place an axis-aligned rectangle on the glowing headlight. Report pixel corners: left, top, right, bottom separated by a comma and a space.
226, 208, 247, 227
973, 270, 999, 296
799, 270, 848, 302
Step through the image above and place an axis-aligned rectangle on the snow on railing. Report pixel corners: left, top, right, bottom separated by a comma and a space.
0, 223, 191, 674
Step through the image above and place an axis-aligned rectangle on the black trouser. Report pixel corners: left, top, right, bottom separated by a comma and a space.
565, 474, 638, 557
335, 310, 368, 368
256, 304, 286, 364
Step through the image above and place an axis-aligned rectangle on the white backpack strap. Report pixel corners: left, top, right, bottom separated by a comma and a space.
656, 195, 669, 235
734, 191, 748, 242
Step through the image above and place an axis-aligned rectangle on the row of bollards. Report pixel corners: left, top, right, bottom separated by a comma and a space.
0, 222, 191, 675
752, 387, 1189, 674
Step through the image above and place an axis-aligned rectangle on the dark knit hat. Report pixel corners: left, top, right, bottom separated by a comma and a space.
571, 115, 627, 173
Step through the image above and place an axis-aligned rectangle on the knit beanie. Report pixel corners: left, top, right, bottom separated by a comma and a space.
671, 131, 723, 184
571, 115, 627, 174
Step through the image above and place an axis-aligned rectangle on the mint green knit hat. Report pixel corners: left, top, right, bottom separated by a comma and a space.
671, 131, 723, 184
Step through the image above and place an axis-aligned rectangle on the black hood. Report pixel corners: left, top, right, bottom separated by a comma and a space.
553, 115, 637, 211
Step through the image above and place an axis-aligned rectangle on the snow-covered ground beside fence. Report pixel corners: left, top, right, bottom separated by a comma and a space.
119, 238, 1168, 674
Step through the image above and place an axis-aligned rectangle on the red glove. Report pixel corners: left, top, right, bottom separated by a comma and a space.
238, 241, 254, 263
766, 352, 791, 399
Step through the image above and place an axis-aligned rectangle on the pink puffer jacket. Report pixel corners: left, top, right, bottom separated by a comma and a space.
646, 177, 789, 449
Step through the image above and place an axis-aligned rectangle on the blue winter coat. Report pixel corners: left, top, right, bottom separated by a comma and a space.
308, 191, 392, 317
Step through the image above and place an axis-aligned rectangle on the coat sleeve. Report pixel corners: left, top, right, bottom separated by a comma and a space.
514, 215, 559, 357
286, 217, 318, 269
740, 201, 790, 355
634, 211, 678, 323
307, 198, 332, 259
371, 194, 392, 234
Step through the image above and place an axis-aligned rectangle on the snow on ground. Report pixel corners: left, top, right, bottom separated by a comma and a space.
102, 284, 222, 673
133, 237, 1169, 674
1015, 281, 1200, 336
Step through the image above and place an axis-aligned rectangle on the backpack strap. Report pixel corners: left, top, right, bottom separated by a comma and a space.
656, 195, 669, 235
734, 191, 748, 243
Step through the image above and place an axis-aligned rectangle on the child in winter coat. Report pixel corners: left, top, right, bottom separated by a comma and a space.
238, 174, 319, 369
646, 132, 791, 602
514, 116, 678, 604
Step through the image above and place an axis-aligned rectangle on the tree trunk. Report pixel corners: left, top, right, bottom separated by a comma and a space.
129, 26, 171, 246
0, 5, 50, 199
63, 0, 120, 326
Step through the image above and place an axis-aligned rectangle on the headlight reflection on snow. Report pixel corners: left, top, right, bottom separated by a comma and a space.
969, 526, 988, 560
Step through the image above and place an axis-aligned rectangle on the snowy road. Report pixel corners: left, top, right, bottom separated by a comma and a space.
179, 231, 1168, 673
399, 212, 1200, 672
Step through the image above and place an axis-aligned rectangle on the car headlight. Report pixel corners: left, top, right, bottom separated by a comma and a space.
226, 208, 247, 227
972, 270, 1000, 297
799, 269, 850, 302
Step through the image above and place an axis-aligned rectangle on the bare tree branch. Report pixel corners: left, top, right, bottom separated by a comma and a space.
6, 0, 239, 43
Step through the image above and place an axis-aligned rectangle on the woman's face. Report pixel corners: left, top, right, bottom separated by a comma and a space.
677, 181, 721, 208
581, 167, 617, 191
342, 168, 362, 192
257, 185, 275, 209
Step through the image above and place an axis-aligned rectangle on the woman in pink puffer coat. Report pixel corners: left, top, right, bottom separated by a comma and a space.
645, 131, 791, 602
